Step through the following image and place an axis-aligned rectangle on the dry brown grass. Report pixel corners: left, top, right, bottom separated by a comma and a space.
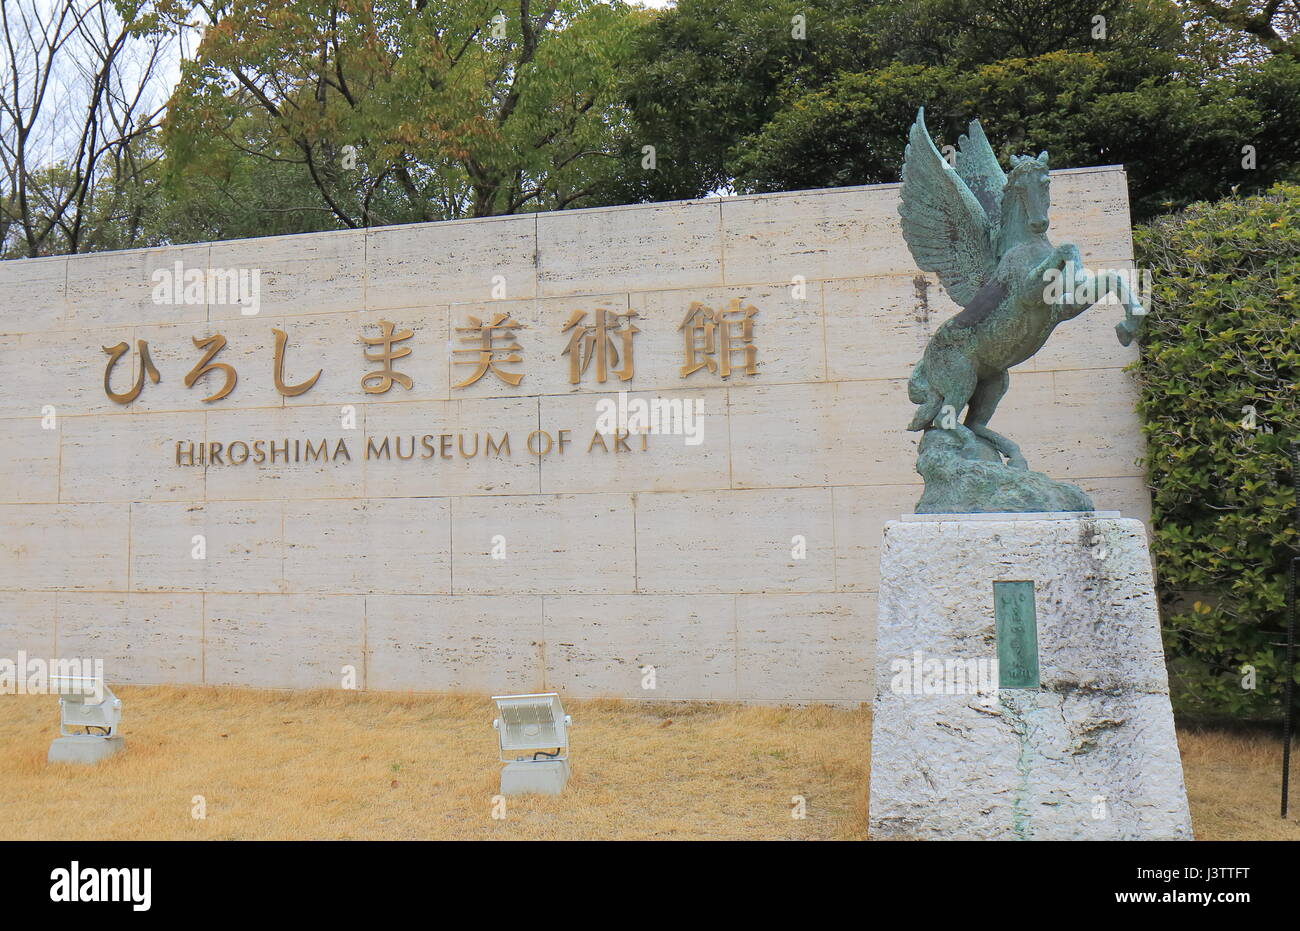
1179, 725, 1300, 840
0, 686, 869, 840
1, 685, 1295, 840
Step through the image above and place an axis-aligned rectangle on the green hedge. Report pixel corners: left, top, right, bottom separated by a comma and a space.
1133, 182, 1300, 719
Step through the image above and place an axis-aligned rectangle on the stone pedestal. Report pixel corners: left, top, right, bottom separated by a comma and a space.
48, 735, 125, 765
868, 514, 1193, 840
500, 760, 570, 796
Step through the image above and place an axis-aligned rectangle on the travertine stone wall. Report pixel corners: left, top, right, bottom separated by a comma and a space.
0, 167, 1150, 702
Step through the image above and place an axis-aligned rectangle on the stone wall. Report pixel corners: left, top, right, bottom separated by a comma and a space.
0, 167, 1149, 702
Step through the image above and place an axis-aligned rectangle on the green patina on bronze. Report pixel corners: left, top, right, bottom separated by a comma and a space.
994, 580, 1040, 689
898, 108, 1146, 513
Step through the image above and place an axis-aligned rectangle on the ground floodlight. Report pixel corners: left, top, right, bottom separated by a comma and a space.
492, 692, 571, 796
47, 675, 125, 765
492, 692, 571, 761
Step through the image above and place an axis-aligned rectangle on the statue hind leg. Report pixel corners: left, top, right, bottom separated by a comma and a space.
965, 371, 1028, 470
929, 355, 980, 445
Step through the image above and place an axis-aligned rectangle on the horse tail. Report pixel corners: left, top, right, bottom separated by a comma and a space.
908, 361, 928, 405
908, 362, 942, 431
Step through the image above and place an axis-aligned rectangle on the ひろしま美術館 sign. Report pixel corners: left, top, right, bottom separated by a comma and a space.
101, 299, 758, 405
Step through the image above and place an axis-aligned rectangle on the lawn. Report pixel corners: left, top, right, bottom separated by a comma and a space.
1, 686, 1295, 841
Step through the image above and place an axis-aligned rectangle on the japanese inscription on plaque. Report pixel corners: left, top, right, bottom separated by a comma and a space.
993, 580, 1040, 689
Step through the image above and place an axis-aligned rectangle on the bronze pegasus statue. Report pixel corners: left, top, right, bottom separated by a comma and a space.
898, 108, 1146, 510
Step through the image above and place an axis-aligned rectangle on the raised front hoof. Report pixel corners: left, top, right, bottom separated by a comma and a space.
1115, 321, 1135, 347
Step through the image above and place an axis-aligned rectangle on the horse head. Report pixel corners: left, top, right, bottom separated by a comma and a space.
998, 152, 1051, 253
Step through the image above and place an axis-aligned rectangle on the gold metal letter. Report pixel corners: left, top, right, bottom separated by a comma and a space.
561, 308, 638, 384
102, 340, 160, 405
360, 319, 414, 394
452, 312, 524, 388
185, 334, 237, 402
678, 299, 758, 378
272, 328, 322, 397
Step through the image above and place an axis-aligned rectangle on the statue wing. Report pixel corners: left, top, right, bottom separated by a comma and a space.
898, 108, 996, 308
955, 119, 1007, 233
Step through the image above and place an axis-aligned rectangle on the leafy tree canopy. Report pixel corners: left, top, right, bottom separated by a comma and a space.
158, 0, 644, 237
617, 0, 1299, 217
729, 51, 1300, 220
